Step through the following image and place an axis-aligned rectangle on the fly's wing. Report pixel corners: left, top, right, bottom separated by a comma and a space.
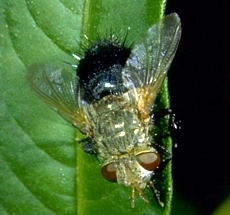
122, 13, 181, 118
26, 64, 90, 134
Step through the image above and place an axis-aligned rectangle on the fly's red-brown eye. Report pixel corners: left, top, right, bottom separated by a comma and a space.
101, 162, 117, 182
136, 152, 161, 171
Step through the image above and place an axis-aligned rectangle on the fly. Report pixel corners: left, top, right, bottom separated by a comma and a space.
26, 13, 181, 208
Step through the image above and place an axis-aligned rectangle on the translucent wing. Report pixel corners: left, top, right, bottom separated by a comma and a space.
122, 13, 181, 115
26, 64, 90, 134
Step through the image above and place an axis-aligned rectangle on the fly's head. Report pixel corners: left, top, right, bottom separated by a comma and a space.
101, 150, 161, 207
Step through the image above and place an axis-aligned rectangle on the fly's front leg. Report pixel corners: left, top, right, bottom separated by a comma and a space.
130, 185, 135, 208
135, 185, 149, 204
149, 180, 164, 207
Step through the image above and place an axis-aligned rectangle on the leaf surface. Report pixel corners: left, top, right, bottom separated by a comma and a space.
0, 0, 172, 214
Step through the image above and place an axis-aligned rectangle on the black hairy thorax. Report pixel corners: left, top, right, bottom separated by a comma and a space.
77, 38, 132, 103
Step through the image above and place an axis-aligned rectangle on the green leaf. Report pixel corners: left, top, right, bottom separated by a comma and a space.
0, 0, 173, 214
212, 195, 230, 215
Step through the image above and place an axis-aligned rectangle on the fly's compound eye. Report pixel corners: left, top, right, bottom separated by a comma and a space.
101, 162, 117, 182
136, 152, 161, 171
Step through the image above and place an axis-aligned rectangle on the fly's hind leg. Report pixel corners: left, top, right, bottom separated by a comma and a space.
76, 137, 97, 155
151, 108, 181, 135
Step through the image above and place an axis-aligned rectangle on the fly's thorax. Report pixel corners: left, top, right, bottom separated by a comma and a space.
86, 96, 151, 158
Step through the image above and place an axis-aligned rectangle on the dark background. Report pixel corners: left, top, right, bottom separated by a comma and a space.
165, 1, 229, 214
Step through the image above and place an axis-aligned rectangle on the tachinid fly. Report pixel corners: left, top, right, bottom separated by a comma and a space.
26, 13, 181, 208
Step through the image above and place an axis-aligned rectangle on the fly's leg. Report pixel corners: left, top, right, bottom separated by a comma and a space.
149, 181, 164, 207
151, 108, 181, 135
129, 184, 149, 208
76, 137, 97, 155
135, 185, 149, 204
150, 108, 181, 161
152, 142, 172, 162
130, 185, 135, 208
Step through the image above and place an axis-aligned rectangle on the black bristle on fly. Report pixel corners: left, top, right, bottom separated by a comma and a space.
76, 34, 132, 103
77, 35, 131, 79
